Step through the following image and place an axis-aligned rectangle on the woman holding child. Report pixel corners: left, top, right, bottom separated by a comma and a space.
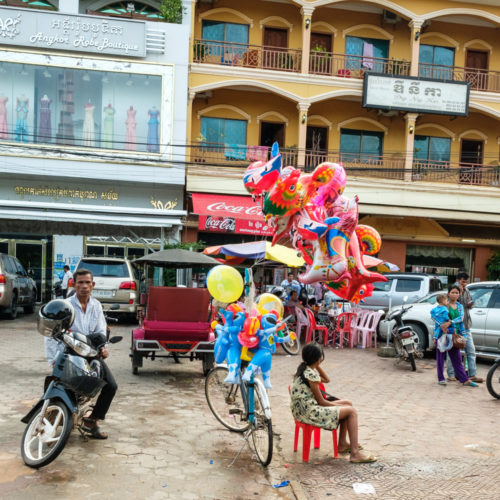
430, 286, 477, 387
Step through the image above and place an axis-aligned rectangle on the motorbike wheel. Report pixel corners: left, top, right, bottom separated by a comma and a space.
408, 352, 416, 371
281, 333, 300, 355
486, 361, 500, 399
21, 400, 73, 468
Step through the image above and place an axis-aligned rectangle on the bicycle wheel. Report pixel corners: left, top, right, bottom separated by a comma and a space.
250, 383, 273, 466
281, 331, 300, 355
205, 366, 250, 432
486, 361, 500, 399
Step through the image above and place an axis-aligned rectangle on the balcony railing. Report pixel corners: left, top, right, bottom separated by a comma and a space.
193, 39, 301, 72
419, 63, 500, 93
191, 143, 500, 188
310, 52, 410, 78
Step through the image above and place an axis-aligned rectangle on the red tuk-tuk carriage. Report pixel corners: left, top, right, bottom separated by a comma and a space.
130, 249, 220, 376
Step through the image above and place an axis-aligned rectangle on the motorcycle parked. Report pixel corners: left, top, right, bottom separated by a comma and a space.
486, 356, 500, 399
20, 300, 122, 468
387, 304, 422, 371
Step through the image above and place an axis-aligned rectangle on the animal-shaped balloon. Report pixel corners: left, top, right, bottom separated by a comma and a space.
241, 313, 295, 389
243, 152, 282, 196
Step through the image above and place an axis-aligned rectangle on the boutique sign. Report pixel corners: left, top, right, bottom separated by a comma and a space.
363, 73, 470, 117
0, 6, 146, 57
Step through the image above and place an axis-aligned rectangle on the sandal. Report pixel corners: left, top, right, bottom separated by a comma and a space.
339, 445, 364, 454
350, 455, 377, 464
463, 381, 478, 388
437, 381, 447, 386
82, 418, 109, 439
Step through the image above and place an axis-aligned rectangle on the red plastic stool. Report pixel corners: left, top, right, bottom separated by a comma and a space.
293, 421, 338, 462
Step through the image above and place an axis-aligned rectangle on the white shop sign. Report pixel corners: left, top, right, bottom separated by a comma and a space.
0, 6, 146, 57
362, 73, 470, 117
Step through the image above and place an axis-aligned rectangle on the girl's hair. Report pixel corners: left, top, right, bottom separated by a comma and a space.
294, 342, 324, 379
448, 284, 460, 295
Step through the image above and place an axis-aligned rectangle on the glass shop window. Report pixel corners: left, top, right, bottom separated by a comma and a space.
345, 36, 389, 73
200, 116, 248, 160
414, 135, 451, 165
419, 45, 455, 79
339, 128, 383, 162
0, 61, 162, 153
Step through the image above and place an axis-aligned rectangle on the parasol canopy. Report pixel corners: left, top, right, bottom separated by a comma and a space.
363, 255, 400, 273
135, 249, 221, 268
204, 240, 305, 268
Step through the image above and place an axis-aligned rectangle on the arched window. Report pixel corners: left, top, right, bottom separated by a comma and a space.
0, 0, 56, 10
97, 2, 161, 20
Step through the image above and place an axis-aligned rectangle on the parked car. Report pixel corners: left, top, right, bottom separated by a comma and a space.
0, 253, 37, 319
378, 282, 500, 358
72, 257, 141, 317
360, 273, 443, 311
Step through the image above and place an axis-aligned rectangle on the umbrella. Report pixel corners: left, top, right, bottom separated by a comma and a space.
135, 249, 221, 268
204, 240, 305, 268
363, 255, 400, 273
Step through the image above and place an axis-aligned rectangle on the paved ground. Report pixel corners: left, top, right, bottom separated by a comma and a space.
0, 312, 499, 499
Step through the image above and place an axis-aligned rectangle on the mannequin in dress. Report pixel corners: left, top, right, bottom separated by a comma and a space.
15, 95, 29, 142
82, 99, 95, 147
125, 105, 137, 151
102, 103, 115, 148
147, 106, 160, 153
38, 94, 52, 142
0, 93, 8, 140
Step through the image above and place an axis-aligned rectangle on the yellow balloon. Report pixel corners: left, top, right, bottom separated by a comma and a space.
207, 265, 244, 303
257, 293, 284, 319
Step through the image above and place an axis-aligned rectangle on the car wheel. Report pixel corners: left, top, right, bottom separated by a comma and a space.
6, 293, 18, 320
406, 323, 427, 352
24, 292, 36, 314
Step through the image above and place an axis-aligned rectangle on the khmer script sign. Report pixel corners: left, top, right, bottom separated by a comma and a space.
0, 6, 146, 57
362, 73, 470, 117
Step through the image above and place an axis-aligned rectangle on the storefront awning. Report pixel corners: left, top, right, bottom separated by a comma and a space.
192, 193, 273, 236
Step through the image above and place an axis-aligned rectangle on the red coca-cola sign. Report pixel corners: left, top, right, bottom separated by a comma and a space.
193, 193, 266, 221
205, 202, 263, 217
204, 216, 236, 232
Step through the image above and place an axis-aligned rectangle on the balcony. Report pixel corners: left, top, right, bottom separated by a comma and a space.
193, 39, 301, 73
191, 143, 500, 188
309, 52, 410, 78
419, 63, 500, 93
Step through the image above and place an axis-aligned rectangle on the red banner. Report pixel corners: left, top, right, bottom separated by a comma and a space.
193, 193, 273, 236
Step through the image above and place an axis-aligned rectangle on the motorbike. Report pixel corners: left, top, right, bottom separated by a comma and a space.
20, 305, 122, 468
486, 356, 500, 399
387, 304, 422, 371
52, 281, 63, 299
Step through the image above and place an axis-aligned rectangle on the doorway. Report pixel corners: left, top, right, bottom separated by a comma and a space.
260, 121, 285, 148
459, 139, 484, 185
310, 33, 333, 74
306, 126, 328, 168
263, 27, 288, 70
15, 241, 46, 302
465, 50, 488, 90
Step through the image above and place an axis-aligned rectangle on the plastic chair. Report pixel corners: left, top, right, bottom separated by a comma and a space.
290, 383, 339, 462
333, 312, 357, 348
305, 308, 329, 346
294, 306, 310, 343
357, 311, 382, 348
351, 309, 371, 347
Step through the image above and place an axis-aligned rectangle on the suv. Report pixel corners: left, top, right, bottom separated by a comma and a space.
0, 253, 37, 319
73, 257, 141, 317
360, 273, 443, 311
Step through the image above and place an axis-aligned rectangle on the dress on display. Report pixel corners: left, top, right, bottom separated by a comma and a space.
38, 97, 52, 142
125, 106, 137, 151
15, 97, 29, 142
147, 108, 160, 153
102, 105, 115, 148
82, 103, 95, 147
0, 97, 8, 139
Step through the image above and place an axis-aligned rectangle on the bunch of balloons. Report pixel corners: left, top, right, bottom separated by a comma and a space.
243, 143, 387, 303
208, 265, 294, 388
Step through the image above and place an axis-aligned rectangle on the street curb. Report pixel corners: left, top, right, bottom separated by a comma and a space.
289, 479, 309, 500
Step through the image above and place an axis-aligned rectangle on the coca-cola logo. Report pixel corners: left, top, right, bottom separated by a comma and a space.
205, 216, 236, 232
206, 201, 263, 217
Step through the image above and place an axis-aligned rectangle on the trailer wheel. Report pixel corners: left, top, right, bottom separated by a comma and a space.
132, 351, 142, 375
202, 353, 215, 376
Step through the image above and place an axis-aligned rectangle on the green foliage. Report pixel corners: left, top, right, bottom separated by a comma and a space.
159, 0, 185, 24
162, 241, 206, 286
486, 250, 500, 281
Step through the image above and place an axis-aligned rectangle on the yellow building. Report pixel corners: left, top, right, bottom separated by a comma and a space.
186, 0, 500, 282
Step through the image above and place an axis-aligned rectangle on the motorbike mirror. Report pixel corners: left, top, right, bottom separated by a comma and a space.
110, 304, 120, 311
109, 336, 123, 344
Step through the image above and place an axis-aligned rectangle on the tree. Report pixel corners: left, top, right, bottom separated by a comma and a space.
486, 250, 500, 281
159, 0, 185, 24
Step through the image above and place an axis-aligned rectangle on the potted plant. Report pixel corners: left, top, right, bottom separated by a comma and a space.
311, 44, 330, 73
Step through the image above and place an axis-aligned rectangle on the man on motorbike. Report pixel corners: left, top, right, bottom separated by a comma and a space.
69, 268, 118, 439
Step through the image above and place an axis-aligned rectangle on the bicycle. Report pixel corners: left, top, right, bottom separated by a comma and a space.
486, 356, 500, 399
205, 363, 273, 466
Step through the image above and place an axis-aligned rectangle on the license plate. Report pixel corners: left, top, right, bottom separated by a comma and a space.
93, 289, 114, 299
401, 337, 414, 345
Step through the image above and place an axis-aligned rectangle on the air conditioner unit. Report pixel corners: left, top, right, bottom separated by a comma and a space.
382, 10, 401, 24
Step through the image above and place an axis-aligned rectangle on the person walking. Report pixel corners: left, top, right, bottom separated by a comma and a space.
61, 265, 73, 299
446, 272, 483, 383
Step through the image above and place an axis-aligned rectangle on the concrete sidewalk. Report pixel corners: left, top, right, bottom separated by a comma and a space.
0, 316, 499, 499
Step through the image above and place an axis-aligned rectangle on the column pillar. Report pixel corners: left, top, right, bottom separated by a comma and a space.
189, 0, 197, 63
186, 90, 196, 163
300, 7, 314, 74
408, 20, 423, 77
297, 102, 310, 167
404, 113, 418, 182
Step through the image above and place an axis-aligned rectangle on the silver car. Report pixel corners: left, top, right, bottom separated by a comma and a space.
378, 282, 500, 358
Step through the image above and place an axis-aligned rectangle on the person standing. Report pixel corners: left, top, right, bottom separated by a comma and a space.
70, 269, 117, 439
446, 272, 483, 383
61, 265, 73, 299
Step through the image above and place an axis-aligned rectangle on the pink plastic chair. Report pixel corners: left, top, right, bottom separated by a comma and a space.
305, 308, 329, 346
294, 306, 310, 343
351, 309, 371, 347
357, 311, 382, 348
